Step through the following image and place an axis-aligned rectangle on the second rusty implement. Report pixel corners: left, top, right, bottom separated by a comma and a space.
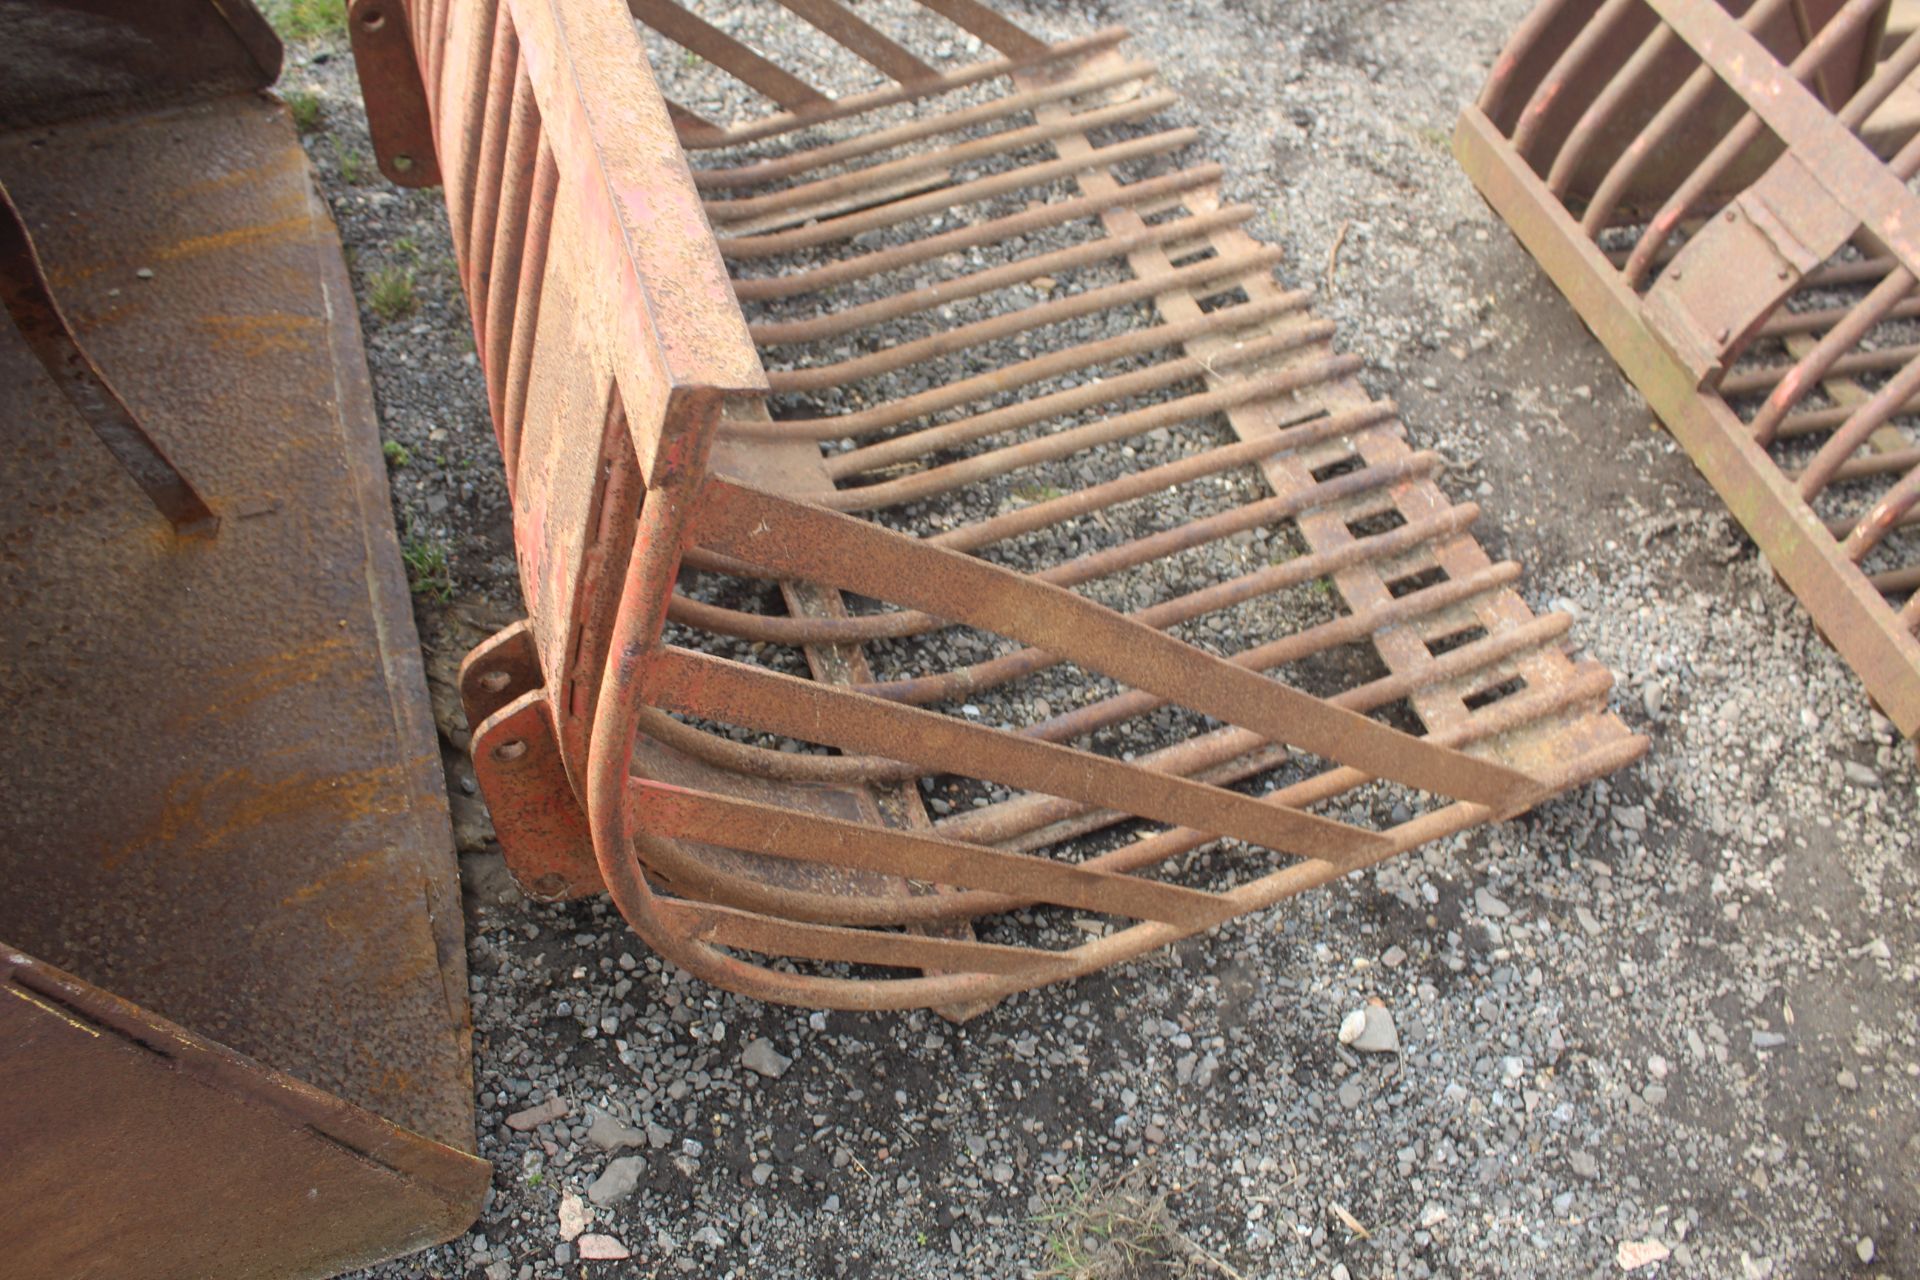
1458, 0, 1920, 738
354, 0, 1645, 1013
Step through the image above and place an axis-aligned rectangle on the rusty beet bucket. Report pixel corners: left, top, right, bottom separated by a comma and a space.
1456, 0, 1920, 741
0, 2, 488, 1276
353, 0, 1646, 1015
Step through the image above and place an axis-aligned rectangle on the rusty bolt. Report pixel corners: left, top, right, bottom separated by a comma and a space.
480, 669, 512, 692
493, 739, 528, 763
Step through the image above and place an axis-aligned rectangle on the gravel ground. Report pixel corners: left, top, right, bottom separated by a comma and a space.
270, 2, 1916, 1277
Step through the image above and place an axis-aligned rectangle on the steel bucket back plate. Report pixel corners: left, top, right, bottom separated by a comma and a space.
0, 6, 488, 1273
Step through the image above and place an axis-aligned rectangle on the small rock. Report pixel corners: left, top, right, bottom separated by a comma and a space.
1475, 887, 1511, 918
1843, 761, 1881, 788
576, 1234, 631, 1262
1380, 945, 1407, 968
587, 1156, 645, 1208
751, 1163, 774, 1187
647, 1122, 673, 1150
1571, 1151, 1599, 1179
1618, 1239, 1670, 1270
1332, 1265, 1352, 1280
506, 1096, 569, 1132
586, 1106, 647, 1152
991, 1161, 1015, 1184
558, 1193, 591, 1242
741, 1037, 792, 1079
1751, 1030, 1787, 1050
692, 1226, 726, 1248
1337, 1079, 1365, 1109
1837, 1069, 1859, 1091
1857, 1237, 1876, 1264
1338, 1005, 1399, 1054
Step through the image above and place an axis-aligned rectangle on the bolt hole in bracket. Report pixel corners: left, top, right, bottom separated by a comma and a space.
358, 0, 1646, 1013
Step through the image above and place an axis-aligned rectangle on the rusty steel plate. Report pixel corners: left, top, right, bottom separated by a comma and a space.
0, 9, 487, 1269
357, 0, 1645, 1014
2, 947, 488, 1280
1458, 0, 1920, 739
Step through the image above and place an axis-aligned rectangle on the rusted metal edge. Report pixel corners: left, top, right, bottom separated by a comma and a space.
1, 946, 489, 1280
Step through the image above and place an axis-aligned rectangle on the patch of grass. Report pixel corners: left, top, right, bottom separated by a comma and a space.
1033, 1167, 1242, 1280
285, 88, 323, 133
682, 48, 705, 68
368, 265, 418, 321
331, 139, 368, 185
393, 235, 421, 262
259, 0, 345, 41
382, 439, 411, 468
1013, 482, 1068, 504
402, 533, 454, 603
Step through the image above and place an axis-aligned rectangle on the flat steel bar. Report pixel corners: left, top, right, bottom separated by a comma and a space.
627, 0, 829, 110
0, 185, 217, 536
670, 443, 1438, 649
690, 477, 1537, 807
772, 0, 937, 84
641, 646, 1391, 860
631, 780, 1229, 926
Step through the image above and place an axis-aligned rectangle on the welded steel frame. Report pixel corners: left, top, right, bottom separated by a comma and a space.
1457, 0, 1920, 736
356, 0, 1645, 1012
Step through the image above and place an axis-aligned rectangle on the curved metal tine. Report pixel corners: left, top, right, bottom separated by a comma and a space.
1510, 0, 1644, 163
716, 128, 1199, 258
1548, 13, 1688, 197
702, 90, 1177, 227
819, 353, 1363, 513
670, 29, 1135, 152
750, 203, 1252, 347
749, 289, 1299, 443
693, 61, 1158, 192
1751, 267, 1915, 446
1581, 0, 1796, 238
765, 244, 1284, 393
688, 478, 1540, 809
730, 163, 1219, 298
1842, 459, 1920, 560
